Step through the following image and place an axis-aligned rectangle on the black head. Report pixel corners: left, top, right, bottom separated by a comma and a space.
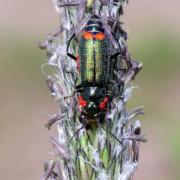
78, 87, 109, 118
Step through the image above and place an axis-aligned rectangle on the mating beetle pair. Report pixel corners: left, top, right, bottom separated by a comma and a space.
67, 15, 124, 129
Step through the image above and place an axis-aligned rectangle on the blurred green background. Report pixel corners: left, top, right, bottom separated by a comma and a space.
0, 0, 180, 179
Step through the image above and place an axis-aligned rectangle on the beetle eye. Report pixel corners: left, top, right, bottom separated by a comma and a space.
78, 96, 87, 107
99, 96, 109, 109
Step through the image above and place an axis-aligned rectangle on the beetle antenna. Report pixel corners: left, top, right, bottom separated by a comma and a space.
101, 126, 122, 145
68, 125, 85, 146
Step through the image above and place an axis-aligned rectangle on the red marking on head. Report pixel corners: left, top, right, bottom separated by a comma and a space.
99, 96, 109, 109
82, 31, 93, 40
95, 33, 105, 40
78, 96, 87, 107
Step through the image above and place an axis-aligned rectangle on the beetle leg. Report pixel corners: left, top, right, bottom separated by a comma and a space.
66, 33, 77, 60
64, 94, 74, 100
64, 85, 83, 100
66, 33, 81, 72
110, 52, 120, 59
64, 91, 77, 100
66, 33, 80, 72
67, 53, 77, 61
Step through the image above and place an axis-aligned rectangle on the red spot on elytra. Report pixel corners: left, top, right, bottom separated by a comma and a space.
78, 96, 87, 107
99, 96, 109, 109
95, 33, 105, 40
82, 31, 94, 40
82, 31, 105, 41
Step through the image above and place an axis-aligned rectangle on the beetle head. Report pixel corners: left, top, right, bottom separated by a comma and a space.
78, 87, 109, 118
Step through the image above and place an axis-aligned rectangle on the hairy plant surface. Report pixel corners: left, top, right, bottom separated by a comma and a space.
40, 0, 146, 180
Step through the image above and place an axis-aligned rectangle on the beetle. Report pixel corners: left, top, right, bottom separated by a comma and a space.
67, 15, 118, 129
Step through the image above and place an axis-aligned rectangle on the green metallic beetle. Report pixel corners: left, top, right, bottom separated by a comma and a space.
67, 15, 117, 128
